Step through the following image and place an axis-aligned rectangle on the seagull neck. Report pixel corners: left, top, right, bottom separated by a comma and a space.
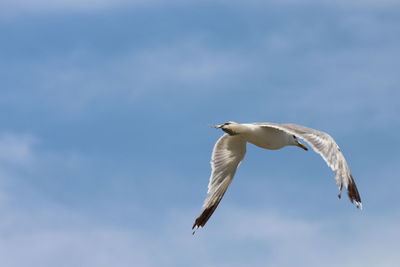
221, 123, 248, 136
226, 123, 248, 135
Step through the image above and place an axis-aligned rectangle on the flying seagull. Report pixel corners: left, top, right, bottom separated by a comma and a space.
192, 121, 362, 233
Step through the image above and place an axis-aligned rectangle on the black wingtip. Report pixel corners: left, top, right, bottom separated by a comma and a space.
192, 204, 218, 233
347, 175, 362, 209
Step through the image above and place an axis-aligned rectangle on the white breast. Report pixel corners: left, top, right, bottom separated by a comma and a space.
242, 124, 290, 150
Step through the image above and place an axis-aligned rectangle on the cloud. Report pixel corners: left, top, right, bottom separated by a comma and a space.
1, 0, 399, 19
1, 35, 249, 117
0, 207, 154, 267
189, 206, 400, 267
1, 198, 398, 267
0, 132, 37, 202
1, 1, 398, 265
2, 0, 399, 127
0, 0, 133, 15
119, 38, 249, 94
0, 132, 149, 266
0, 130, 398, 267
0, 132, 36, 167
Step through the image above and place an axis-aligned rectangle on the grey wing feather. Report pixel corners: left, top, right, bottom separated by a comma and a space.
192, 134, 247, 232
254, 122, 362, 209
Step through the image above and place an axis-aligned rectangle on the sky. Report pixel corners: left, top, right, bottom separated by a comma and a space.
1, 0, 400, 266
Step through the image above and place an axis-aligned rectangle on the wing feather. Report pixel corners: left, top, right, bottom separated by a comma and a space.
254, 122, 362, 209
192, 134, 246, 232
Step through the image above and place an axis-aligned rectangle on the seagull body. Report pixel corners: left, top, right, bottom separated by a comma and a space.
229, 123, 306, 150
192, 122, 362, 233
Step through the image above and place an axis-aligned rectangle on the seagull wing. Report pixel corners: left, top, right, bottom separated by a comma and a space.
192, 134, 247, 232
255, 122, 362, 209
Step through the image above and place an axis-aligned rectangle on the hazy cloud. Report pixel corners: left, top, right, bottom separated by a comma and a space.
2, 203, 397, 267
1, 0, 399, 19
0, 133, 36, 167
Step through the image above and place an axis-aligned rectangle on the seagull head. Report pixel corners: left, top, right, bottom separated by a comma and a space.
211, 122, 241, 136
211, 121, 237, 128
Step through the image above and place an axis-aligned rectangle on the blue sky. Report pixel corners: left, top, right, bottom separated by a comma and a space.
1, 0, 399, 266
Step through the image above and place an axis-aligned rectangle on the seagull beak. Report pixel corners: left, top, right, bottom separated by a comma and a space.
296, 141, 308, 151
210, 124, 223, 128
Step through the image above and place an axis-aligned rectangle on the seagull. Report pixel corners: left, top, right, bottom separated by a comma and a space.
192, 121, 362, 233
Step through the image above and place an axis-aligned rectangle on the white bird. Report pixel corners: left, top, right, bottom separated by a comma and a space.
192, 121, 362, 233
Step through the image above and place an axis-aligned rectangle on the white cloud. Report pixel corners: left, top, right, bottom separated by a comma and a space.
193, 206, 400, 267
0, 209, 154, 267
0, 132, 36, 215
0, 0, 133, 14
120, 37, 249, 94
1, 0, 398, 18
0, 131, 150, 267
3, 36, 248, 116
0, 130, 397, 267
223, 209, 321, 241
2, 0, 399, 126
0, 133, 36, 167
1, 201, 398, 267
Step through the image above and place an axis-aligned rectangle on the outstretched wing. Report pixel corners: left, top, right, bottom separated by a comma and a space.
192, 134, 247, 232
254, 122, 362, 209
